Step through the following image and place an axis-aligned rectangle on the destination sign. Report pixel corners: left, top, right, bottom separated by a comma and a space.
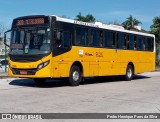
17, 18, 45, 26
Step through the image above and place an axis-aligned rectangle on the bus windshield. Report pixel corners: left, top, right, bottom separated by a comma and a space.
10, 28, 50, 55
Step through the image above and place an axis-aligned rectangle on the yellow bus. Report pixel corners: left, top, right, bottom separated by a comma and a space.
4, 15, 155, 86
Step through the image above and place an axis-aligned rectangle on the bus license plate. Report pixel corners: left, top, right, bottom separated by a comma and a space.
20, 70, 27, 75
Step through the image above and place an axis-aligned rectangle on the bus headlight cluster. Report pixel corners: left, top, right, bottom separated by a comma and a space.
37, 60, 50, 70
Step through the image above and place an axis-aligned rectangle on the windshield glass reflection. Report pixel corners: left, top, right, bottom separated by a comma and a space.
10, 28, 50, 55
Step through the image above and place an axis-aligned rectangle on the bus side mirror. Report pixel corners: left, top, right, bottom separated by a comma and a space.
4, 30, 11, 47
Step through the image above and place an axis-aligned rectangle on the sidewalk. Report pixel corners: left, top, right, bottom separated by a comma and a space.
156, 65, 160, 71
0, 72, 8, 78
156, 67, 160, 71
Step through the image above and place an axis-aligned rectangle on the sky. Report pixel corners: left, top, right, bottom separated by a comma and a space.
0, 0, 160, 31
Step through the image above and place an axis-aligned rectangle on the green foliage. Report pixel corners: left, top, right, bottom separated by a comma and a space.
75, 12, 96, 22
150, 16, 160, 44
0, 55, 8, 59
122, 15, 142, 30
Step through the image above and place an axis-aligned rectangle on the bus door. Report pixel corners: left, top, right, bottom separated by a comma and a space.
88, 29, 101, 76
89, 49, 99, 76
112, 49, 121, 75
54, 30, 72, 77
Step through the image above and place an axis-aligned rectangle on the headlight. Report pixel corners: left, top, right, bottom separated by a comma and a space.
37, 60, 50, 70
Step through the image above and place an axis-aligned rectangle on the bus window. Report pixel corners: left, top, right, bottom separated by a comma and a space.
75, 27, 81, 45
104, 31, 108, 48
112, 32, 116, 48
142, 37, 146, 51
137, 36, 140, 50
134, 35, 137, 50
129, 34, 134, 50
137, 36, 144, 51
55, 30, 63, 47
148, 37, 154, 51
12, 30, 25, 44
90, 29, 100, 47
145, 37, 149, 51
150, 38, 154, 51
54, 30, 71, 48
124, 34, 128, 49
63, 31, 71, 48
100, 30, 104, 47
75, 27, 88, 46
117, 32, 124, 49
105, 31, 115, 48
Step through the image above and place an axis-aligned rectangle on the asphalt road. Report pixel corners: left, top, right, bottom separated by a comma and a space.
0, 72, 160, 122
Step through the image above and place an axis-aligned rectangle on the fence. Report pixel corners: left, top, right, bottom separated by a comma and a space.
0, 58, 8, 73
156, 44, 160, 66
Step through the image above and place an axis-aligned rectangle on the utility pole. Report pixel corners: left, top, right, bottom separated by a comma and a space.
4, 42, 7, 72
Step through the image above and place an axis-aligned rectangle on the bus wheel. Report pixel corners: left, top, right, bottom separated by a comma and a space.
69, 66, 82, 86
125, 65, 133, 81
34, 78, 46, 85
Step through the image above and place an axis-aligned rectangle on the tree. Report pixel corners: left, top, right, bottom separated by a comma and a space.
75, 12, 96, 22
150, 16, 160, 44
122, 15, 142, 30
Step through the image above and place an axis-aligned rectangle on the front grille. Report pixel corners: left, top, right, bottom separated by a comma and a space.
11, 68, 37, 75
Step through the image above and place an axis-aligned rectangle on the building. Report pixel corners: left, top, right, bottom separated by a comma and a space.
0, 36, 9, 56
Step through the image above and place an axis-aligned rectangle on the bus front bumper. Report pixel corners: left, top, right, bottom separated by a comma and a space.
8, 61, 51, 78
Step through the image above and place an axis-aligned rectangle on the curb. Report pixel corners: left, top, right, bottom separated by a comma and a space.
156, 68, 160, 71
0, 73, 8, 78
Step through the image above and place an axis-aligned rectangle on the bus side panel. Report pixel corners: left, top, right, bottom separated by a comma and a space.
51, 46, 90, 77
136, 51, 155, 73
58, 63, 69, 77
120, 50, 137, 75
51, 47, 155, 78
99, 49, 122, 76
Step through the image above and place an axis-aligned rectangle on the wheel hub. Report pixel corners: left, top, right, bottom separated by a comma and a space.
72, 71, 79, 81
127, 68, 132, 78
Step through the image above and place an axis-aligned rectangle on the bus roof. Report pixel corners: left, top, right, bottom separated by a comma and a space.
51, 15, 155, 38
12, 15, 155, 38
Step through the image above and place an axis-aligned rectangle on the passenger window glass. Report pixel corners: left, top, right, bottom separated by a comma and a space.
134, 36, 137, 50
129, 34, 134, 50
75, 27, 88, 46
104, 31, 117, 48
148, 38, 154, 51
104, 31, 112, 48
100, 30, 104, 47
137, 36, 144, 50
63, 31, 71, 48
142, 37, 146, 51
90, 29, 100, 47
112, 32, 116, 48
117, 33, 124, 49
124, 34, 128, 49
54, 30, 62, 48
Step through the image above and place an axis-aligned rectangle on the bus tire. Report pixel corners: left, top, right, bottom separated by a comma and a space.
34, 78, 46, 85
69, 66, 82, 86
125, 65, 133, 81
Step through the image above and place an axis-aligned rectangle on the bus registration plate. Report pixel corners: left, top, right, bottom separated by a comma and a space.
20, 70, 27, 75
